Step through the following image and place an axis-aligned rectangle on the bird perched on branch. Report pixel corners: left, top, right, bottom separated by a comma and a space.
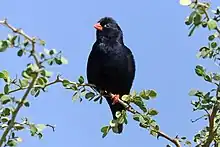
86, 17, 136, 133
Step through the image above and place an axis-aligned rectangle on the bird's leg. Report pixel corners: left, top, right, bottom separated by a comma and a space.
111, 94, 120, 105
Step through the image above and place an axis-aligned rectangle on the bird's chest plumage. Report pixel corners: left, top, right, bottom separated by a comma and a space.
87, 42, 131, 94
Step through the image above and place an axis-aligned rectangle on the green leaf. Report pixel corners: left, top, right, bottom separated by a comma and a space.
14, 124, 25, 130
121, 95, 130, 102
204, 74, 212, 82
213, 73, 220, 81
208, 19, 217, 30
60, 56, 68, 64
211, 42, 217, 48
150, 130, 158, 137
19, 79, 29, 87
72, 92, 80, 102
39, 39, 46, 46
115, 111, 121, 118
36, 124, 46, 132
133, 113, 141, 121
24, 101, 30, 107
78, 76, 84, 84
49, 49, 57, 55
4, 84, 9, 94
85, 92, 95, 99
54, 57, 62, 65
7, 139, 17, 146
193, 13, 202, 26
0, 95, 11, 104
0, 40, 9, 52
2, 108, 11, 116
41, 70, 52, 78
17, 49, 24, 57
149, 90, 157, 98
208, 35, 215, 41
179, 0, 191, 6
148, 109, 159, 116
30, 124, 38, 136
1, 117, 9, 123
189, 89, 198, 96
101, 126, 110, 138
1, 70, 10, 83
195, 65, 205, 76
140, 90, 150, 100
132, 96, 147, 112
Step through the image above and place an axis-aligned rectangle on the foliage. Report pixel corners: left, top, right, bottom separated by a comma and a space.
0, 0, 219, 147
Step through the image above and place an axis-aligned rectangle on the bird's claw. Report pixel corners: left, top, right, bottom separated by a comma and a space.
111, 94, 120, 105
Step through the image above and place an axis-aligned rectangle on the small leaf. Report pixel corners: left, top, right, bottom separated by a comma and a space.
180, 0, 191, 6
7, 140, 17, 146
115, 111, 121, 118
14, 124, 25, 130
2, 108, 11, 116
0, 40, 9, 52
1, 95, 11, 104
17, 49, 24, 57
1, 117, 9, 123
36, 124, 46, 132
189, 89, 198, 96
195, 65, 205, 76
30, 124, 38, 136
121, 95, 130, 102
85, 92, 95, 99
148, 109, 159, 116
19, 79, 29, 87
208, 19, 217, 30
24, 101, 30, 107
54, 58, 62, 65
78, 76, 84, 84
49, 49, 57, 55
208, 35, 215, 41
60, 56, 68, 64
101, 126, 110, 138
149, 90, 157, 98
4, 84, 9, 94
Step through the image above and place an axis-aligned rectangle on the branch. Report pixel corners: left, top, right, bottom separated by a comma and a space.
0, 74, 38, 146
0, 19, 41, 146
0, 19, 40, 67
203, 82, 220, 147
203, 7, 220, 34
111, 94, 181, 147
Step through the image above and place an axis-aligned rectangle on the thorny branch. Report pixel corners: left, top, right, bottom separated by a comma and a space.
0, 19, 181, 147
0, 19, 40, 147
203, 82, 220, 147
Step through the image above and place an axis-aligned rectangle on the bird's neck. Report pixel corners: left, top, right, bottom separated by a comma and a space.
98, 36, 124, 45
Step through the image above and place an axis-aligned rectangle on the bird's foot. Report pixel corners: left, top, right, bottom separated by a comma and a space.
111, 94, 120, 105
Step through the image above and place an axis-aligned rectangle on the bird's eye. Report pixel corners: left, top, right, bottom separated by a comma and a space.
104, 24, 110, 28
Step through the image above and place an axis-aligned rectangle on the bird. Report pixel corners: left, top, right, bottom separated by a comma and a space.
86, 17, 135, 133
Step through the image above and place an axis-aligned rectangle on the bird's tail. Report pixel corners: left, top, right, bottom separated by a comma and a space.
105, 95, 125, 134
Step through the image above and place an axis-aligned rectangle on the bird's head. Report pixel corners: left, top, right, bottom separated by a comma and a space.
94, 17, 123, 43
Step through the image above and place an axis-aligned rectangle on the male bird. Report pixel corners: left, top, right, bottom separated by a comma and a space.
86, 17, 135, 133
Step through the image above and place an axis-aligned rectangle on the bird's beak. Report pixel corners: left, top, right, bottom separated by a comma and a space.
94, 23, 103, 31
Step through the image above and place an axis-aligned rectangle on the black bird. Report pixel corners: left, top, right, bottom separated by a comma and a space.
86, 17, 135, 133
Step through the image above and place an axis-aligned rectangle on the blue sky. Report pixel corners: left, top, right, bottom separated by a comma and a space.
0, 0, 218, 146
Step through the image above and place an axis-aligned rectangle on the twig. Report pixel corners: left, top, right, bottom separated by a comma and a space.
0, 19, 40, 147
0, 19, 40, 67
0, 74, 38, 146
203, 82, 220, 147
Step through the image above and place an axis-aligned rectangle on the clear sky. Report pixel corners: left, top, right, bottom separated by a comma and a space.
0, 0, 218, 146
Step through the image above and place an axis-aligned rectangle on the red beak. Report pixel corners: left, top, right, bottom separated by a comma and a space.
94, 23, 103, 31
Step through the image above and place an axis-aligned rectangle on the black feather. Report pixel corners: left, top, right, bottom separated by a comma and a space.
87, 17, 135, 133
